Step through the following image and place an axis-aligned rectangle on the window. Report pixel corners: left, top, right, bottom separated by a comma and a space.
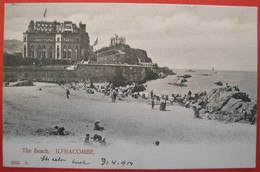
81, 49, 85, 58
63, 46, 67, 59
30, 45, 34, 58
57, 37, 60, 42
57, 46, 60, 59
75, 47, 78, 59
37, 46, 42, 58
24, 45, 26, 57
49, 46, 53, 58
42, 46, 46, 58
68, 46, 72, 59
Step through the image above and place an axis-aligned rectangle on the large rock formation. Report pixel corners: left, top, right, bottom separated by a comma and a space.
194, 87, 256, 124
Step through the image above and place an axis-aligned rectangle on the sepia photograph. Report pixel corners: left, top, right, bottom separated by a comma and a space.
3, 2, 257, 169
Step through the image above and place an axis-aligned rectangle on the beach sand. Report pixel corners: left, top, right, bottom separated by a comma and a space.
3, 82, 257, 169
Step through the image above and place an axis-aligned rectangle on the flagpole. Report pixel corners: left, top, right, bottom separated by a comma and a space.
93, 38, 98, 63
43, 8, 47, 21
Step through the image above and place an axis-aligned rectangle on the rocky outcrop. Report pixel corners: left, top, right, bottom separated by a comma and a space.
193, 87, 256, 124
97, 44, 152, 65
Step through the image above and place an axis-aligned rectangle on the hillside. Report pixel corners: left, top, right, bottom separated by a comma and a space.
4, 39, 23, 54
98, 44, 153, 65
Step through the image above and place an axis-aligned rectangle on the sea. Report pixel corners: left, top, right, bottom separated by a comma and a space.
144, 69, 258, 101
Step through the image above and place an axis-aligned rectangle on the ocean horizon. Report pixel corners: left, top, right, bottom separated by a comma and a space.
145, 68, 257, 101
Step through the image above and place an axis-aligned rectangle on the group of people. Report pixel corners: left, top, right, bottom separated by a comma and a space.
49, 126, 69, 136
150, 90, 168, 111
84, 120, 106, 146
84, 133, 107, 147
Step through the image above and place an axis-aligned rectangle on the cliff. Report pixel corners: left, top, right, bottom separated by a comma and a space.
97, 44, 152, 65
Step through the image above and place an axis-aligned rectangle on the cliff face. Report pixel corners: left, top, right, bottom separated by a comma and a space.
98, 44, 152, 65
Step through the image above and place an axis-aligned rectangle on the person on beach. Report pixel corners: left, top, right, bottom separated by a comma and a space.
94, 120, 104, 131
112, 90, 117, 103
193, 106, 201, 119
225, 83, 232, 91
249, 105, 256, 125
54, 126, 69, 136
100, 138, 107, 147
150, 90, 154, 98
151, 97, 155, 109
93, 134, 103, 142
110, 92, 114, 102
188, 90, 192, 97
164, 99, 167, 111
160, 98, 166, 111
242, 108, 248, 119
66, 89, 70, 99
84, 134, 93, 146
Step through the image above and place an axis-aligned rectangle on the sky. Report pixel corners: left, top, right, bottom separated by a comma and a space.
4, 3, 257, 71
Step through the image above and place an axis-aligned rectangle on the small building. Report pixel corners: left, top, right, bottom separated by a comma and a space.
23, 20, 90, 61
110, 34, 126, 47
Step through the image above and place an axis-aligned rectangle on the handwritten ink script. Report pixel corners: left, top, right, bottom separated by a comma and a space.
40, 156, 91, 165
101, 158, 133, 167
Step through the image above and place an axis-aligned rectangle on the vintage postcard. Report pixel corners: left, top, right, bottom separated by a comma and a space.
3, 3, 257, 169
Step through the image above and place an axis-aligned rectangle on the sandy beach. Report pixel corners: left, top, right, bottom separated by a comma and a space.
3, 82, 257, 169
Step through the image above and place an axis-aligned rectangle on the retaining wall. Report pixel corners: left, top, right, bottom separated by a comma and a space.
3, 64, 150, 84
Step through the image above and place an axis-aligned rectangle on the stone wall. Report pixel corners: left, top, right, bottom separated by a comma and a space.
3, 64, 150, 84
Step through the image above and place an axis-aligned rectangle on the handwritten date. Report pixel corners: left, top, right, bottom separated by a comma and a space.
101, 158, 133, 166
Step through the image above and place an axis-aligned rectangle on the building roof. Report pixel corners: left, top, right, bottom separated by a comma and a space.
26, 20, 81, 34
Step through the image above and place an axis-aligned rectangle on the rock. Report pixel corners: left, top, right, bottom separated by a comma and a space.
13, 80, 34, 86
196, 87, 256, 124
220, 98, 242, 113
214, 81, 223, 86
178, 74, 192, 78
158, 72, 167, 78
131, 84, 146, 93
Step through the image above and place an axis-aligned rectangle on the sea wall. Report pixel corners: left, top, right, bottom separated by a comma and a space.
3, 64, 151, 84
